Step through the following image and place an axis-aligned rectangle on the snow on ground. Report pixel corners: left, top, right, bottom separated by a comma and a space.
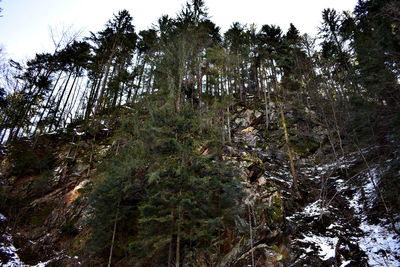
290, 154, 400, 266
347, 167, 400, 266
358, 221, 400, 266
288, 199, 338, 261
1, 213, 26, 266
0, 213, 80, 266
287, 199, 330, 220
302, 234, 338, 260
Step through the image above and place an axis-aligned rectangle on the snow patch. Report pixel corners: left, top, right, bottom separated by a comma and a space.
358, 221, 400, 266
301, 234, 338, 260
346, 166, 400, 266
340, 260, 352, 267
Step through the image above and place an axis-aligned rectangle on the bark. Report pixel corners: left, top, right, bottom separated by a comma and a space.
108, 209, 119, 267
111, 62, 122, 108
175, 190, 182, 267
222, 109, 225, 145
168, 232, 174, 267
227, 105, 232, 144
49, 70, 73, 131
279, 99, 299, 195
177, 71, 183, 112
261, 64, 269, 129
248, 204, 255, 267
146, 64, 154, 95
64, 76, 83, 125
0, 129, 8, 144
132, 57, 146, 101
55, 70, 79, 130
94, 53, 114, 116
34, 70, 63, 134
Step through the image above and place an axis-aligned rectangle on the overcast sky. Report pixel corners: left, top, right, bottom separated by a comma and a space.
0, 0, 357, 61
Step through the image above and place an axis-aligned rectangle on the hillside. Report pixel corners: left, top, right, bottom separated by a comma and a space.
1, 95, 399, 266
1, 0, 400, 266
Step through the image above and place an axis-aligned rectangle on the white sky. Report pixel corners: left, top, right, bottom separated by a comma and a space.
0, 0, 357, 61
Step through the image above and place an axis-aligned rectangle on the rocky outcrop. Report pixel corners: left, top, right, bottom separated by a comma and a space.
1, 100, 399, 266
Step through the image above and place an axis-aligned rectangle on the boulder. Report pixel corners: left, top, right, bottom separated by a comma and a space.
71, 164, 90, 177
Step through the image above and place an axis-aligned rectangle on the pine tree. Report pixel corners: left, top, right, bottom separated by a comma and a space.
88, 99, 243, 265
132, 103, 243, 266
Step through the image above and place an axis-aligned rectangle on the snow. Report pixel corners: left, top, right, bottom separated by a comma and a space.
345, 166, 400, 266
287, 199, 329, 220
302, 234, 338, 260
268, 175, 291, 185
0, 235, 26, 267
1, 213, 26, 267
0, 213, 80, 266
358, 221, 400, 266
303, 200, 329, 217
340, 260, 352, 267
290, 151, 400, 265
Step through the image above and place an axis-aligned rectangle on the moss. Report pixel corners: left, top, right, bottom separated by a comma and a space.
269, 245, 281, 254
71, 232, 90, 252
290, 135, 319, 157
29, 202, 56, 226
256, 141, 267, 149
264, 195, 284, 225
31, 171, 53, 197
61, 216, 79, 235
9, 139, 36, 176
77, 184, 93, 196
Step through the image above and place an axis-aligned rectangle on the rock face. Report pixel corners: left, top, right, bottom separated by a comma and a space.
0, 135, 97, 266
220, 101, 400, 266
0, 100, 399, 266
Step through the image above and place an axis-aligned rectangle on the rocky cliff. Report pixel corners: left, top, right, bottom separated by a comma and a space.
1, 97, 399, 266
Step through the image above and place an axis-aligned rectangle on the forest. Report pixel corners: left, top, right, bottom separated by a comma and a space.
0, 0, 399, 266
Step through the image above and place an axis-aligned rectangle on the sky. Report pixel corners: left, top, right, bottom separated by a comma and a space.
0, 0, 358, 61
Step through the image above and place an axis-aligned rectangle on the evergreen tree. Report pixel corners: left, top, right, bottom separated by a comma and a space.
133, 103, 243, 266
351, 0, 400, 106
88, 100, 243, 266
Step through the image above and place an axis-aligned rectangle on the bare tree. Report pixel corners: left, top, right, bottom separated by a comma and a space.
49, 24, 83, 53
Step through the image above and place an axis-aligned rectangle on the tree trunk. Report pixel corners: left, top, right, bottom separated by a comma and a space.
55, 70, 79, 130
279, 99, 299, 196
49, 70, 73, 131
147, 64, 154, 95
108, 209, 119, 267
64, 76, 83, 126
261, 65, 269, 129
177, 71, 183, 112
248, 204, 255, 267
227, 105, 231, 144
94, 54, 114, 116
168, 234, 174, 267
0, 129, 8, 144
34, 70, 63, 134
175, 190, 182, 267
85, 74, 101, 120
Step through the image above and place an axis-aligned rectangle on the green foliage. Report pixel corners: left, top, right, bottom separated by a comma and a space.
8, 138, 56, 177
28, 202, 56, 226
351, 0, 400, 106
60, 216, 79, 235
382, 155, 400, 210
31, 170, 53, 197
8, 139, 38, 176
290, 136, 319, 157
86, 145, 143, 254
87, 101, 244, 265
